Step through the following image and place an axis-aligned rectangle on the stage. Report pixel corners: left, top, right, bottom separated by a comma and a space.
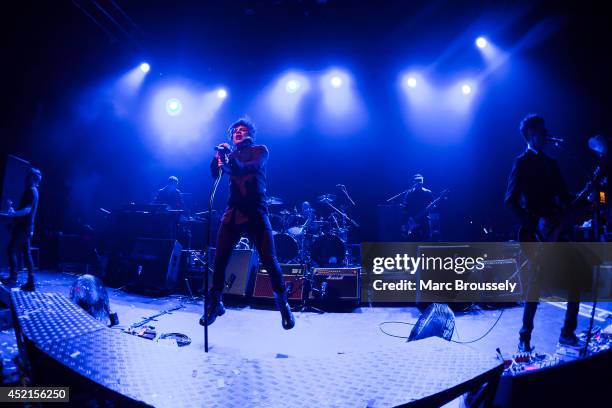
1, 270, 610, 406
2, 270, 607, 359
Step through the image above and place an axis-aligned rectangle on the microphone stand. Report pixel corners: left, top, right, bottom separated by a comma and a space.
201, 165, 223, 353
339, 185, 356, 206
386, 190, 408, 203
583, 158, 607, 357
324, 201, 359, 227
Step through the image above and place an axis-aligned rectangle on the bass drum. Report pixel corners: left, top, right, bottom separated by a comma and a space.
311, 234, 346, 267
273, 233, 299, 263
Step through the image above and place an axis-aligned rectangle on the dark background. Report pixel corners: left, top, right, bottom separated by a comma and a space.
1, 0, 610, 244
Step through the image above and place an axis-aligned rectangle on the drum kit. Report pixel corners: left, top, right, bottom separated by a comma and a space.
266, 193, 359, 267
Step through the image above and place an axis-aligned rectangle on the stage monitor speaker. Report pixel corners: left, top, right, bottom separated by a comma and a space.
408, 303, 455, 342
309, 267, 360, 306
128, 239, 182, 292
222, 249, 258, 297
253, 264, 306, 301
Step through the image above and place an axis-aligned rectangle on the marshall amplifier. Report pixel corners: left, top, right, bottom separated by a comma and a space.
253, 264, 306, 302
310, 267, 360, 306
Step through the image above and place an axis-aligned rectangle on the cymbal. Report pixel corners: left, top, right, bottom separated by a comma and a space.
195, 210, 217, 215
266, 196, 284, 205
182, 217, 205, 224
279, 209, 292, 215
317, 194, 336, 203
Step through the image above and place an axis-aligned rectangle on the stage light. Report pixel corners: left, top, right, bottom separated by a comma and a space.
330, 75, 343, 88
318, 68, 366, 134
216, 88, 227, 99
461, 84, 472, 95
406, 76, 417, 88
285, 79, 301, 93
475, 37, 488, 49
166, 98, 182, 116
140, 62, 150, 73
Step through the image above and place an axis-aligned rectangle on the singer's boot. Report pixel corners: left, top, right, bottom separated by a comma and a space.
199, 291, 225, 327
274, 290, 295, 330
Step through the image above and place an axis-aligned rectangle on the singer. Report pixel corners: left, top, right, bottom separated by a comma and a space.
200, 118, 295, 330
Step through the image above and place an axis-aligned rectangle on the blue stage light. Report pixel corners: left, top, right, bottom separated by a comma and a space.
166, 98, 182, 115
461, 84, 472, 95
216, 88, 228, 99
285, 79, 301, 93
330, 75, 343, 88
406, 76, 417, 88
475, 37, 488, 49
140, 62, 150, 73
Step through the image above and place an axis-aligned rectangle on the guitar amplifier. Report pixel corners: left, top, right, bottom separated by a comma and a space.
309, 267, 360, 305
472, 258, 524, 303
253, 264, 306, 302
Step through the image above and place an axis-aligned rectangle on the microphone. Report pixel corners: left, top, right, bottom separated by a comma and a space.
214, 145, 231, 153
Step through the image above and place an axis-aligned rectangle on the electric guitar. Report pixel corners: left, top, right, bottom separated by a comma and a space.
401, 189, 449, 238
518, 166, 603, 260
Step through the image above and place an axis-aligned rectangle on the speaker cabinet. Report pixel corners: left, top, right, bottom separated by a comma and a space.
309, 267, 360, 306
223, 249, 258, 298
128, 239, 182, 292
253, 264, 306, 302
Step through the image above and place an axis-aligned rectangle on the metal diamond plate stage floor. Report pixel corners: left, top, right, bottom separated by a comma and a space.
11, 291, 502, 407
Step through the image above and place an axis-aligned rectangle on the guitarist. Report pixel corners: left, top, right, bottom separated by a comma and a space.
1, 168, 42, 291
402, 173, 433, 241
505, 114, 582, 352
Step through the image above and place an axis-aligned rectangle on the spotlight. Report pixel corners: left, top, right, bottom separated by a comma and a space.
216, 88, 227, 99
330, 75, 343, 88
140, 62, 150, 73
461, 84, 472, 95
285, 79, 301, 93
406, 76, 417, 88
475, 37, 487, 49
166, 98, 182, 116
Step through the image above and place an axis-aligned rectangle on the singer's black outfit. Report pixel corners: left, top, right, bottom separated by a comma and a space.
210, 139, 285, 295
505, 148, 580, 345
7, 186, 39, 285
402, 186, 433, 241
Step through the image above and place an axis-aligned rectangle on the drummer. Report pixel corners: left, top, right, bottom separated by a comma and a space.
300, 201, 316, 224
287, 201, 316, 236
